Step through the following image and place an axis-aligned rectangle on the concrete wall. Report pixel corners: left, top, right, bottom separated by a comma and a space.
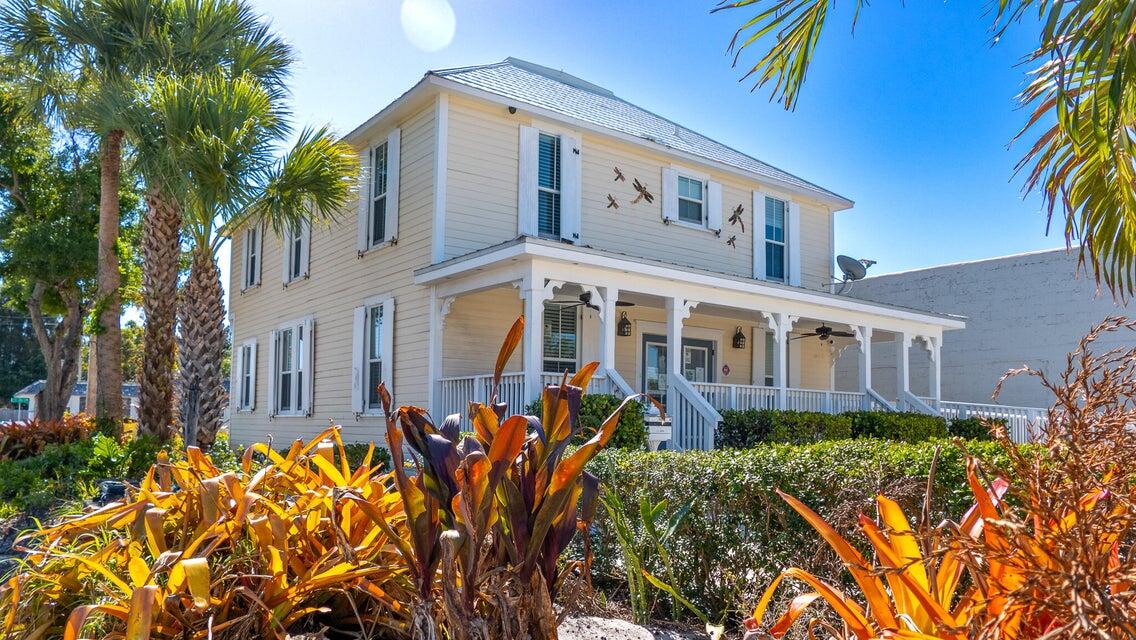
834, 249, 1131, 407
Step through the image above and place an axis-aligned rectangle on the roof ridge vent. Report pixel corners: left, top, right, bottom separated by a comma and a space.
504, 57, 616, 97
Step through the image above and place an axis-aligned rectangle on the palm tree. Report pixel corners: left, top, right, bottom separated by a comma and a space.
135, 71, 355, 446
128, 0, 293, 439
0, 0, 169, 426
715, 0, 1136, 296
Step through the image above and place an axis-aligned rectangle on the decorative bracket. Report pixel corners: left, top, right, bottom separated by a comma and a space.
437, 296, 456, 329
852, 325, 873, 353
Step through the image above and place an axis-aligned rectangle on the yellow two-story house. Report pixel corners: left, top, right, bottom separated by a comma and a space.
228, 58, 969, 449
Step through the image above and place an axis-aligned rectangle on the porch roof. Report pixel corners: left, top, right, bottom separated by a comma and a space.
414, 237, 967, 331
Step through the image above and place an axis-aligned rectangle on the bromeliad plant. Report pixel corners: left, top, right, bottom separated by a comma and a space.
364, 316, 642, 640
0, 425, 412, 640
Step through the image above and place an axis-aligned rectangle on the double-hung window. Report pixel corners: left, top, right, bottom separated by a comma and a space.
765, 196, 787, 282
537, 133, 561, 238
242, 227, 260, 290
370, 142, 388, 247
352, 296, 394, 415
283, 221, 310, 284
677, 175, 705, 224
235, 339, 257, 411
271, 318, 312, 416
542, 302, 578, 373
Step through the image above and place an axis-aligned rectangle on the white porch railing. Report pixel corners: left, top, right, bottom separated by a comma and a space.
668, 376, 721, 450
690, 382, 866, 415
436, 372, 526, 424
539, 373, 614, 395
939, 401, 1045, 443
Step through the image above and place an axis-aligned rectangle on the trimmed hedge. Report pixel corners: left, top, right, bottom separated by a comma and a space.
527, 394, 647, 450
948, 417, 1001, 440
584, 439, 1015, 624
717, 409, 961, 448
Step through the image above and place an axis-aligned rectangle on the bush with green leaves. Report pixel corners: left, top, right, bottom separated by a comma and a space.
716, 409, 852, 447
846, 410, 949, 442
584, 439, 1016, 624
947, 416, 1001, 440
527, 393, 647, 450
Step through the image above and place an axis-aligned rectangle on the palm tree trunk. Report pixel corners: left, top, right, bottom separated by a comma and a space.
94, 129, 125, 426
139, 188, 181, 439
179, 246, 226, 447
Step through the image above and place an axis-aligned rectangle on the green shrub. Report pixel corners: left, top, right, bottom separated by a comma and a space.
717, 409, 852, 447
584, 439, 1016, 625
527, 393, 647, 450
948, 416, 1001, 440
0, 414, 94, 460
845, 411, 949, 442
341, 442, 392, 471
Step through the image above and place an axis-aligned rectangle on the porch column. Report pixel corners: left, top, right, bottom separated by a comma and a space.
665, 298, 696, 395
762, 312, 795, 409
599, 286, 619, 373
521, 281, 553, 403
925, 336, 941, 409
895, 332, 912, 410
855, 326, 873, 410
427, 291, 455, 417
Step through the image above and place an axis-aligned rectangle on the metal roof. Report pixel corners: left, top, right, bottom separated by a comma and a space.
431, 58, 851, 205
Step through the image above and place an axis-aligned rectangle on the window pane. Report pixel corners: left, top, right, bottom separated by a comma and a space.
369, 306, 383, 360
765, 197, 785, 242
538, 190, 560, 237
291, 234, 302, 278
368, 361, 383, 407
678, 199, 703, 224
764, 332, 775, 386
538, 133, 560, 190
542, 302, 577, 371
766, 243, 785, 280
372, 142, 388, 196
279, 372, 292, 411
372, 195, 386, 244
678, 176, 702, 201
281, 330, 293, 371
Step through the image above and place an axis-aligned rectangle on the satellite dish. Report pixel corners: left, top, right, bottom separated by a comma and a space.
834, 255, 874, 294
837, 255, 868, 282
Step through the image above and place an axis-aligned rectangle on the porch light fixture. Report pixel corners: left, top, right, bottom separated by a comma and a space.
617, 311, 632, 337
732, 326, 747, 349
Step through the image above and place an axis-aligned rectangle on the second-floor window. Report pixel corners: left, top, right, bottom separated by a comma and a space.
542, 302, 577, 373
537, 133, 561, 238
242, 226, 260, 290
765, 196, 787, 282
370, 141, 388, 246
677, 175, 704, 224
283, 221, 310, 284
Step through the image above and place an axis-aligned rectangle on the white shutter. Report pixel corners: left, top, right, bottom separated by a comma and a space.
661, 167, 678, 223
385, 128, 401, 243
231, 343, 243, 410
299, 220, 310, 278
381, 298, 395, 395
560, 132, 582, 243
247, 340, 257, 411
753, 191, 767, 280
787, 201, 802, 286
706, 180, 722, 233
356, 148, 370, 253
351, 306, 365, 414
266, 330, 278, 417
302, 317, 315, 416
518, 125, 538, 236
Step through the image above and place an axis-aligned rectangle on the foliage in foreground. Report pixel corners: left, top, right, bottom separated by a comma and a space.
527, 393, 648, 450
586, 438, 1015, 623
0, 316, 631, 640
745, 318, 1136, 639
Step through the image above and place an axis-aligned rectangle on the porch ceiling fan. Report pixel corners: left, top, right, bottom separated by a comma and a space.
548, 291, 635, 312
790, 324, 856, 342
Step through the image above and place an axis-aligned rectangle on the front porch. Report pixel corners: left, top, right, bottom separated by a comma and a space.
417, 237, 1039, 447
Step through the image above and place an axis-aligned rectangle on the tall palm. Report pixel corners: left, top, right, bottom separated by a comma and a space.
136, 71, 355, 446
128, 0, 293, 438
0, 0, 170, 426
715, 0, 1136, 296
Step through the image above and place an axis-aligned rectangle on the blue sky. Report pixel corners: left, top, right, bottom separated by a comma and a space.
222, 0, 1061, 295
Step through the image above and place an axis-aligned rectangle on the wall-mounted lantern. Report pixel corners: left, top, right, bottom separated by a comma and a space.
732, 326, 747, 349
618, 311, 632, 337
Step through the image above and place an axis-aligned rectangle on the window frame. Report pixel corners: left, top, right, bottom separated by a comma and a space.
236, 338, 257, 412
667, 165, 715, 232
542, 301, 579, 374
764, 196, 788, 283
283, 220, 310, 285
676, 174, 706, 226
242, 226, 260, 291
369, 141, 389, 249
272, 317, 312, 417
364, 301, 385, 414
536, 131, 562, 240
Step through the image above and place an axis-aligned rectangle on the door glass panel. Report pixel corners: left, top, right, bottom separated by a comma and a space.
644, 342, 667, 397
683, 346, 708, 382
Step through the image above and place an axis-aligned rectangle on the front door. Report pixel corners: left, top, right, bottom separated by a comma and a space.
642, 334, 716, 403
